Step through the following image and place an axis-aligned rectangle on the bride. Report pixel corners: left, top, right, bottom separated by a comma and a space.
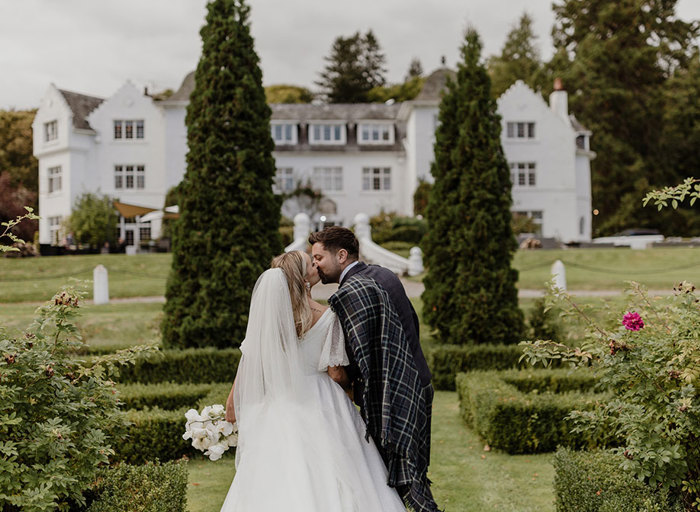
220, 250, 407, 511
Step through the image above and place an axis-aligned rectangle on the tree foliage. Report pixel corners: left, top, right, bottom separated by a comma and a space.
66, 193, 119, 249
0, 171, 37, 243
162, 0, 282, 349
405, 57, 424, 80
0, 109, 38, 194
316, 30, 387, 103
421, 28, 524, 345
487, 13, 542, 97
264, 84, 314, 104
549, 0, 699, 235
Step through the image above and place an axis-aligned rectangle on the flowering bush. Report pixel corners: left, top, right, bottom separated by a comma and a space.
182, 405, 237, 461
521, 280, 700, 508
0, 287, 156, 511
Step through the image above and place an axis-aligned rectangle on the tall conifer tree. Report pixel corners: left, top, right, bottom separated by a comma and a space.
162, 0, 282, 349
422, 29, 524, 345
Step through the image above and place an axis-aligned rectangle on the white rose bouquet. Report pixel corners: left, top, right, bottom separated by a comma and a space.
182, 404, 238, 461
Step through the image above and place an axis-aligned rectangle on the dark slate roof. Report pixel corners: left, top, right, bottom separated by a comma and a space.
415, 67, 455, 101
58, 89, 104, 130
168, 71, 195, 101
271, 102, 400, 122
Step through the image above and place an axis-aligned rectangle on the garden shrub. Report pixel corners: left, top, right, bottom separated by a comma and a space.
114, 347, 240, 384
456, 369, 607, 454
428, 343, 559, 391
553, 448, 683, 512
117, 383, 214, 410
0, 288, 155, 511
85, 460, 187, 512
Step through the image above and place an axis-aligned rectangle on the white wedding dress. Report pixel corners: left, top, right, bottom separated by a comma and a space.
220, 269, 406, 512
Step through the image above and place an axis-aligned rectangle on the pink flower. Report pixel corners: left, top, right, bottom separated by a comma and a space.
622, 312, 644, 331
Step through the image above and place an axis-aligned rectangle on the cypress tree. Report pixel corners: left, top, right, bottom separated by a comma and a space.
162, 0, 282, 349
421, 29, 524, 345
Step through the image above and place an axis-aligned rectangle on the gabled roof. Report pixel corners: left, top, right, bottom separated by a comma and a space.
414, 67, 455, 102
58, 89, 104, 130
168, 71, 195, 101
271, 103, 400, 122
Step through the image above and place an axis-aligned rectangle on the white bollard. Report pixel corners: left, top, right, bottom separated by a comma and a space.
408, 247, 424, 276
353, 213, 371, 240
551, 259, 567, 292
93, 264, 110, 305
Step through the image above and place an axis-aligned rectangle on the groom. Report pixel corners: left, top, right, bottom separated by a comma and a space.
309, 227, 439, 512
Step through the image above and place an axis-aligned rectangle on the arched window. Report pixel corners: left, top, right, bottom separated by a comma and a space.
579, 216, 585, 235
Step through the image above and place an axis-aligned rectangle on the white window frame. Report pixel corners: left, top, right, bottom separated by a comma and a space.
271, 122, 297, 145
113, 119, 145, 140
362, 167, 391, 191
44, 120, 58, 142
115, 164, 145, 190
509, 162, 536, 187
49, 216, 62, 245
309, 122, 346, 145
312, 167, 343, 192
357, 123, 394, 145
506, 121, 536, 139
48, 166, 62, 193
274, 167, 295, 193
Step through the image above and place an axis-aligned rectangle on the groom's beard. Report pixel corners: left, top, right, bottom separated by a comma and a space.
317, 267, 339, 284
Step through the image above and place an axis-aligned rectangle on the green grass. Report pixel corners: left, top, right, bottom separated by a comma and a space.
185, 391, 555, 512
0, 253, 170, 302
0, 302, 163, 352
2, 247, 699, 303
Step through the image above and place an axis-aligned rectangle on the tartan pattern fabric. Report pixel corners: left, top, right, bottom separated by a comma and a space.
329, 274, 439, 512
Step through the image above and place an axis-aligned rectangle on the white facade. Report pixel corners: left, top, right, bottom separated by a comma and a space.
33, 70, 594, 246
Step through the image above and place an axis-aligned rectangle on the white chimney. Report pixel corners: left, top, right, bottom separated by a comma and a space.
549, 78, 569, 124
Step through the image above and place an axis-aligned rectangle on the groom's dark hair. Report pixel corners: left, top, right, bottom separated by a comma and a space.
308, 227, 359, 259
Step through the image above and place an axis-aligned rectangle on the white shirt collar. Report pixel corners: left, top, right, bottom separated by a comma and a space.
339, 261, 360, 284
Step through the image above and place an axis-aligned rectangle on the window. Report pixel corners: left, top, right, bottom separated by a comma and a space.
509, 162, 536, 187
362, 167, 391, 191
514, 210, 543, 234
115, 165, 145, 189
312, 167, 343, 192
49, 216, 62, 245
579, 216, 585, 235
274, 167, 295, 193
113, 120, 145, 140
309, 123, 345, 144
271, 123, 297, 145
506, 122, 535, 139
139, 226, 151, 241
358, 124, 393, 144
48, 166, 62, 193
44, 120, 58, 142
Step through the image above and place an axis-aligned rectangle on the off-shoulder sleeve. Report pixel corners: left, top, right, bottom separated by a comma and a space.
318, 313, 349, 371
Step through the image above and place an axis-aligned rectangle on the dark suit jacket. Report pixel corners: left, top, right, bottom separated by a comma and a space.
340, 262, 432, 386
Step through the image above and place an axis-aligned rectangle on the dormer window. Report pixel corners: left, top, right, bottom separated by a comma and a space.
358, 123, 394, 145
271, 123, 297, 145
576, 134, 589, 150
44, 120, 58, 142
506, 122, 535, 139
309, 123, 346, 145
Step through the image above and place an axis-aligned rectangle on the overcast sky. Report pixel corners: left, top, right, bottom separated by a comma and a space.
1, 0, 699, 110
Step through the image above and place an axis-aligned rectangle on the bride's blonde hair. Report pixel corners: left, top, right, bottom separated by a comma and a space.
270, 251, 313, 338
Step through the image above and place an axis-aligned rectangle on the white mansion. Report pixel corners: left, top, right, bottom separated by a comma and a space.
33, 69, 595, 247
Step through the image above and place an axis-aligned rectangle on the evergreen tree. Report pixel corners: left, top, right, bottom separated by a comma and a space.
421, 29, 524, 345
487, 13, 542, 97
406, 57, 424, 80
162, 0, 282, 349
550, 0, 698, 235
316, 30, 387, 103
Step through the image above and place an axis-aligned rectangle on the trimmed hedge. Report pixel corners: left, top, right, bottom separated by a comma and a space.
114, 348, 240, 384
85, 460, 188, 512
456, 369, 607, 454
117, 383, 215, 410
113, 384, 233, 464
553, 448, 683, 511
429, 344, 547, 391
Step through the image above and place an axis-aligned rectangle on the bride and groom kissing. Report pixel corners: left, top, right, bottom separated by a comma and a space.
221, 226, 440, 512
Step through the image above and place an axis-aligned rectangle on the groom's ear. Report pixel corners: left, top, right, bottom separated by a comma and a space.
337, 248, 348, 264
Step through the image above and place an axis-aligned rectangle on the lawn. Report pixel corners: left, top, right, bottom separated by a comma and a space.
185, 391, 555, 512
2, 247, 699, 304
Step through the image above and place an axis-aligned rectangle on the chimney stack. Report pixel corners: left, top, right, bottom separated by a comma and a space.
549, 78, 569, 123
